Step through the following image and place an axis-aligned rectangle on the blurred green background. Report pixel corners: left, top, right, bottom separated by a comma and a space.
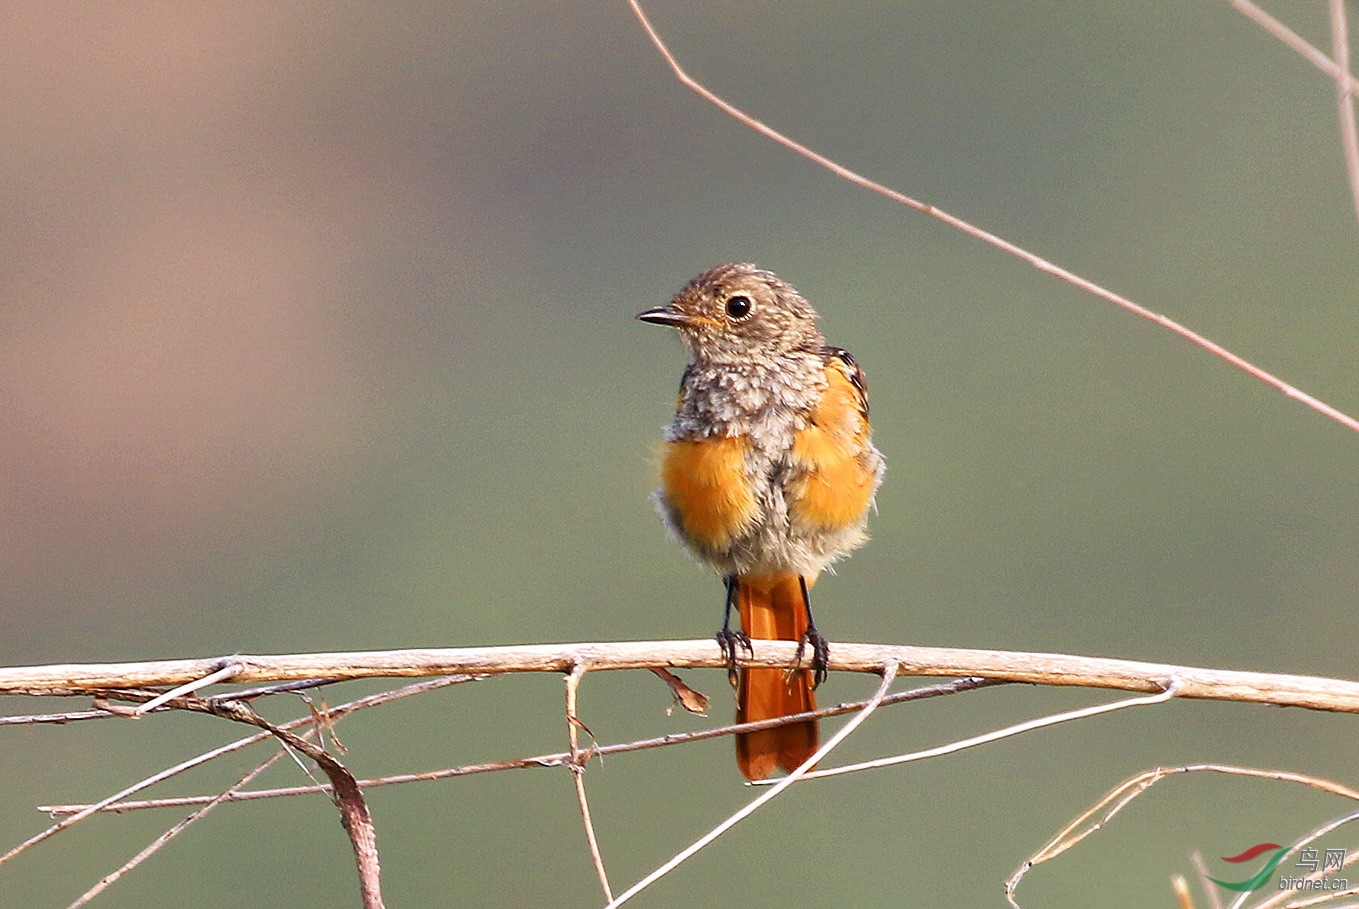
1, 2, 1357, 906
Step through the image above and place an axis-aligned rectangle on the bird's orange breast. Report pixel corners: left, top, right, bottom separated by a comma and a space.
660, 435, 757, 550
788, 364, 876, 531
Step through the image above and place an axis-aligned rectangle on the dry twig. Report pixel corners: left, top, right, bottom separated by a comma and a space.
1005, 764, 1359, 909
67, 745, 290, 908
1330, 0, 1359, 228
8, 644, 1359, 906
3, 641, 1357, 712
755, 677, 1182, 782
626, 0, 1359, 434
1230, 0, 1359, 94
565, 662, 613, 903
603, 664, 900, 908
1191, 850, 1225, 909
1174, 874, 1197, 909
11, 676, 471, 909
1229, 0, 1359, 231
43, 677, 998, 816
200, 698, 384, 909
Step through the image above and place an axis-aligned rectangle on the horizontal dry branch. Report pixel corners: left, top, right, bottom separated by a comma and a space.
1, 641, 1357, 714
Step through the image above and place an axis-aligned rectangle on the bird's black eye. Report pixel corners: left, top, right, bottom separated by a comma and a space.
725, 295, 752, 319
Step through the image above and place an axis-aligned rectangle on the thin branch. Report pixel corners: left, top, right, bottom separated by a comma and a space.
1331, 0, 1359, 228
1230, 0, 1359, 94
1236, 0, 1359, 230
1190, 850, 1224, 909
604, 664, 899, 909
67, 745, 290, 908
45, 685, 389, 905
46, 678, 1000, 815
1285, 890, 1359, 908
626, 0, 1359, 435
0, 677, 420, 725
1005, 764, 1359, 908
206, 677, 350, 702
565, 662, 612, 903
4, 641, 1358, 713
1172, 874, 1194, 909
1233, 0, 1359, 231
23, 676, 471, 867
134, 662, 243, 714
2, 727, 271, 867
0, 707, 121, 726
757, 677, 1181, 782
203, 699, 384, 909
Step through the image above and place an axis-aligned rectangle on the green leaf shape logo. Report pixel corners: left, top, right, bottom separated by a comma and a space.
1208, 847, 1291, 892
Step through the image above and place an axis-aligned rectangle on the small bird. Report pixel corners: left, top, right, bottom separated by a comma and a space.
638, 263, 885, 780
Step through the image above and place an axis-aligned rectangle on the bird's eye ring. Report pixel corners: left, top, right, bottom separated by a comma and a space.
725, 295, 753, 319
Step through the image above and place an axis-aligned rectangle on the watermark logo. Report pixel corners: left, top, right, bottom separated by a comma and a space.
1208, 843, 1289, 892
1208, 842, 1348, 893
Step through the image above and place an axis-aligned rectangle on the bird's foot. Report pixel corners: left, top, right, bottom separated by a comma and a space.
795, 626, 830, 688
716, 628, 753, 689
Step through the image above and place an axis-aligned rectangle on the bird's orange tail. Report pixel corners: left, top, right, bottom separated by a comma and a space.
735, 574, 819, 780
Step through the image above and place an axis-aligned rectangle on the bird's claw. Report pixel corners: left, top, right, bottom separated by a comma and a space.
716, 628, 753, 688
795, 627, 830, 688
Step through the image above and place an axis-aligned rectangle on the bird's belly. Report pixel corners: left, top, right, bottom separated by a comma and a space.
657, 430, 873, 578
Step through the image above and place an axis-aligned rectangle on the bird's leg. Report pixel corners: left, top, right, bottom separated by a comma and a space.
716, 574, 752, 688
794, 575, 830, 688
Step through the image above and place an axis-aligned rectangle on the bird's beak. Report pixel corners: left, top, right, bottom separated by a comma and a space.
636, 306, 692, 327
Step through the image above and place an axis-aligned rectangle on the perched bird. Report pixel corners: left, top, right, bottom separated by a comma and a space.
638, 263, 885, 780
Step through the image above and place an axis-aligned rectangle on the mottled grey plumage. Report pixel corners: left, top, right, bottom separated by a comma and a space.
641, 263, 885, 579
